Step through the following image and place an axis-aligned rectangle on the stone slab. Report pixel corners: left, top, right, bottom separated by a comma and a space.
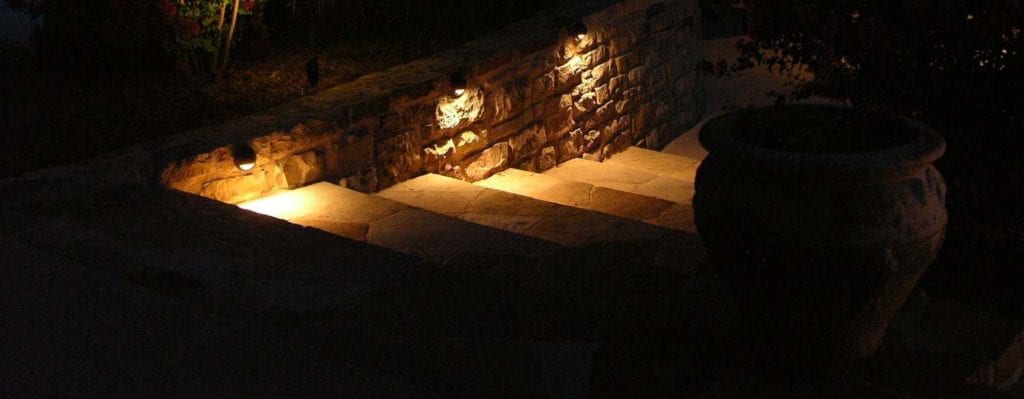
0, 237, 408, 397
543, 158, 695, 204
239, 182, 561, 263
477, 168, 695, 232
603, 146, 701, 182
661, 126, 708, 160
378, 173, 678, 247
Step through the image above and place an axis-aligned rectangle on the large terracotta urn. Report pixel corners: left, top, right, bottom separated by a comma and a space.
693, 105, 948, 368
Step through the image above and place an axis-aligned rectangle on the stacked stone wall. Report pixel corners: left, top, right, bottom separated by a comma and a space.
158, 0, 706, 203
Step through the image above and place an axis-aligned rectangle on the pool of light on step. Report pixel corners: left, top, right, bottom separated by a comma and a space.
238, 188, 318, 220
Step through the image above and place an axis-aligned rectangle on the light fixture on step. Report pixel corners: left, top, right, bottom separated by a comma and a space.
232, 143, 257, 171
572, 21, 588, 42
450, 72, 467, 97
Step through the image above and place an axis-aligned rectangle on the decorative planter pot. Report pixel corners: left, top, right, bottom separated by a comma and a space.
693, 105, 948, 368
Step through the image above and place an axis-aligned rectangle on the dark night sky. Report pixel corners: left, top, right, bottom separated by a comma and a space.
1, 3, 36, 44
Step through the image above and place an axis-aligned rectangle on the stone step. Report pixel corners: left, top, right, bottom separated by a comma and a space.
476, 168, 695, 232
9, 189, 427, 318
377, 173, 680, 247
1, 236, 414, 396
543, 158, 695, 204
238, 182, 561, 264
603, 146, 702, 182
661, 126, 708, 160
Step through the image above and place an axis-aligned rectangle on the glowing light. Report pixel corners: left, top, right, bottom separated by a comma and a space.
237, 186, 323, 222
967, 14, 974, 20
572, 21, 588, 42
449, 72, 468, 97
436, 85, 483, 129
231, 143, 257, 172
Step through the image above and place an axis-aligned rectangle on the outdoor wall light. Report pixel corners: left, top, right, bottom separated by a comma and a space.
232, 143, 257, 171
572, 21, 588, 42
450, 72, 467, 97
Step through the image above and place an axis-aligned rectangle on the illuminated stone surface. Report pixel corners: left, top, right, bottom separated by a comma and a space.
154, 0, 706, 203
477, 168, 694, 232
543, 158, 695, 204
602, 146, 701, 182
239, 182, 560, 262
378, 173, 683, 248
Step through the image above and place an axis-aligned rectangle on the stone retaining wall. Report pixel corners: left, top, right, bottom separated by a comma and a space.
161, 0, 704, 203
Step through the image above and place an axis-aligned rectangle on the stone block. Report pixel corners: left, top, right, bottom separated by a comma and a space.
557, 129, 585, 163
509, 124, 547, 156
592, 61, 612, 84
491, 79, 529, 125
462, 142, 511, 182
435, 89, 484, 130
627, 66, 648, 87
595, 84, 611, 105
542, 95, 575, 140
572, 76, 597, 100
526, 72, 557, 106
585, 46, 610, 68
616, 88, 641, 114
609, 76, 627, 98
280, 150, 324, 189
613, 52, 641, 76
608, 33, 638, 57
556, 57, 587, 93
537, 146, 558, 172
575, 93, 599, 115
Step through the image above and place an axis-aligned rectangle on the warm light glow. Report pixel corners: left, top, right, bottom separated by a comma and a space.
449, 72, 468, 97
231, 143, 258, 172
238, 188, 318, 220
436, 86, 483, 129
572, 21, 588, 42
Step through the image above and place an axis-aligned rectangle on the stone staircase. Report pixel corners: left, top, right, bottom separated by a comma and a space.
231, 140, 706, 397
238, 144, 705, 269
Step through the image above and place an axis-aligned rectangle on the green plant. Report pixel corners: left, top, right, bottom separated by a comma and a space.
161, 0, 268, 75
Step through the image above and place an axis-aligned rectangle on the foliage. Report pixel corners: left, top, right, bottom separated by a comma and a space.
714, 0, 1024, 311
720, 1, 1022, 125
3, 0, 268, 77
159, 0, 268, 75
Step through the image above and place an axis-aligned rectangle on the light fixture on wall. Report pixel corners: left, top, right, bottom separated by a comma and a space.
450, 72, 467, 97
572, 21, 588, 42
232, 143, 257, 171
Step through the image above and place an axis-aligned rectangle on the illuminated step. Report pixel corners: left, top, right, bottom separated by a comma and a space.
238, 182, 560, 262
603, 146, 702, 182
543, 159, 694, 204
476, 168, 694, 232
377, 174, 680, 247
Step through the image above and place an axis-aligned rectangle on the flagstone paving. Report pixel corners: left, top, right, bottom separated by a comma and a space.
544, 158, 696, 204
477, 168, 695, 232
